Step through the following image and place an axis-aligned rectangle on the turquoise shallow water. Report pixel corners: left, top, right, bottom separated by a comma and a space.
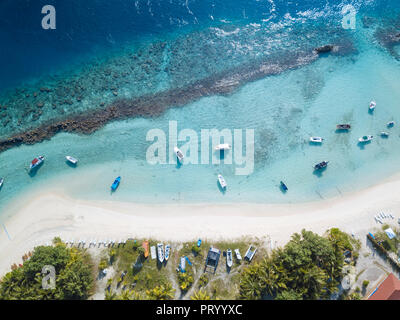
1, 1, 400, 218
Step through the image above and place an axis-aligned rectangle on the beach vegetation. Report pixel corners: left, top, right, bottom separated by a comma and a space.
238, 229, 358, 300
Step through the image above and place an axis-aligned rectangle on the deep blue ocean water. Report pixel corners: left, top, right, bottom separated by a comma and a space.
1, 0, 400, 218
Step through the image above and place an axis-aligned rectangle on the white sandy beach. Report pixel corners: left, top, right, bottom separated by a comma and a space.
1, 174, 400, 277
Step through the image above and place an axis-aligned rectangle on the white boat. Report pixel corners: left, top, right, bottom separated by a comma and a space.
309, 137, 324, 143
215, 143, 231, 151
381, 132, 389, 137
226, 249, 233, 268
174, 146, 184, 163
0, 177, 3, 188
165, 244, 171, 261
29, 156, 45, 171
358, 135, 373, 143
66, 156, 78, 165
234, 249, 242, 261
218, 174, 227, 189
157, 243, 164, 263
369, 100, 376, 111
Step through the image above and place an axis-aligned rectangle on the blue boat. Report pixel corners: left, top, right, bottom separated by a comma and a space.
111, 176, 121, 191
197, 239, 202, 247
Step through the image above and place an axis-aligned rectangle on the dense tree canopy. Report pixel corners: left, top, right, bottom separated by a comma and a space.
239, 229, 357, 300
0, 239, 94, 300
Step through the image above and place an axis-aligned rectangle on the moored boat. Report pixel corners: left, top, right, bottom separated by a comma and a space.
314, 161, 329, 170
309, 137, 324, 143
111, 176, 121, 191
215, 143, 231, 151
218, 174, 227, 189
369, 100, 376, 111
29, 156, 45, 171
142, 241, 149, 258
387, 121, 395, 128
157, 243, 164, 263
358, 135, 373, 143
280, 181, 288, 191
381, 132, 389, 138
0, 177, 3, 188
165, 244, 171, 261
336, 124, 351, 130
65, 155, 78, 165
174, 146, 184, 163
226, 249, 233, 268
234, 248, 242, 261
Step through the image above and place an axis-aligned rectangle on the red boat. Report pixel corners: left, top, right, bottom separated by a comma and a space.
30, 156, 45, 171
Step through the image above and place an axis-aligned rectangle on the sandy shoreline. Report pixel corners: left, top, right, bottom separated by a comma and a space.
1, 175, 400, 277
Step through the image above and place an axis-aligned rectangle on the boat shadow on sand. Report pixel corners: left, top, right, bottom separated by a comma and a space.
357, 141, 371, 150
217, 181, 226, 194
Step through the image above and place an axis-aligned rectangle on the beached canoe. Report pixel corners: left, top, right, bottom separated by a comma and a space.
111, 176, 121, 191
218, 174, 227, 189
29, 156, 45, 171
174, 146, 184, 163
66, 155, 78, 165
165, 244, 171, 261
314, 161, 329, 170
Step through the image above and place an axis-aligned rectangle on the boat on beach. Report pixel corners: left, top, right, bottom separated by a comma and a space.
65, 156, 78, 165
174, 146, 184, 163
111, 176, 121, 191
157, 243, 164, 263
309, 137, 324, 143
197, 239, 202, 247
218, 174, 227, 189
29, 156, 45, 171
369, 100, 376, 111
336, 124, 351, 130
234, 249, 242, 261
226, 249, 233, 268
358, 135, 373, 143
215, 143, 231, 151
314, 161, 329, 170
165, 244, 171, 261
